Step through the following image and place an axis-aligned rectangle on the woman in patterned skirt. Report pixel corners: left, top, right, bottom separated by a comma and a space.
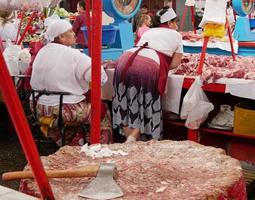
112, 8, 183, 142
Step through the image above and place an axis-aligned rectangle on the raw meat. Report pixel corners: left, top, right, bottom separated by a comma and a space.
19, 140, 245, 200
172, 54, 255, 83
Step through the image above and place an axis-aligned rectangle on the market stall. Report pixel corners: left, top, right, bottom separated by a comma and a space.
0, 0, 253, 199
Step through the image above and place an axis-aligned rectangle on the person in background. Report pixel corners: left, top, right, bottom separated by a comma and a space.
133, 4, 149, 32
164, 0, 173, 8
150, 4, 160, 27
72, 0, 87, 48
156, 0, 173, 18
135, 14, 151, 44
112, 8, 183, 142
0, 11, 18, 49
31, 19, 112, 146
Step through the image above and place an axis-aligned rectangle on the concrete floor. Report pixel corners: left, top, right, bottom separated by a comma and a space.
0, 131, 58, 191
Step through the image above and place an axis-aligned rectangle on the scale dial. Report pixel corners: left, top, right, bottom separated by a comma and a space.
103, 0, 142, 21
233, 0, 254, 16
113, 0, 139, 15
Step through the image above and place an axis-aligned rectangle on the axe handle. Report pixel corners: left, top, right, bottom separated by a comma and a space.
2, 165, 99, 181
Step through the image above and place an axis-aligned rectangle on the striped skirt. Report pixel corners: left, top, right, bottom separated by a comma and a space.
112, 52, 162, 139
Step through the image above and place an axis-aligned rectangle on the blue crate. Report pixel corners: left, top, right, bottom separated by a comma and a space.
81, 25, 118, 46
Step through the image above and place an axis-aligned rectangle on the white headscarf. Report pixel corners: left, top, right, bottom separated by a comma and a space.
160, 8, 177, 23
45, 19, 72, 42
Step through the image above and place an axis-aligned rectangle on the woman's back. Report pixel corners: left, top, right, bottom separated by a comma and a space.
31, 43, 91, 105
136, 28, 183, 57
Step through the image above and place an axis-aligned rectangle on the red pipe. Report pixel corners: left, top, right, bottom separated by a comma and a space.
90, 0, 102, 144
190, 6, 197, 34
197, 36, 209, 75
85, 0, 92, 56
17, 12, 37, 45
226, 18, 236, 61
0, 50, 54, 198
180, 6, 188, 32
15, 12, 24, 44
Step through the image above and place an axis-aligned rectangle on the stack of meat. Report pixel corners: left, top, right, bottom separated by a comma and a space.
172, 53, 255, 83
181, 32, 231, 43
19, 140, 246, 200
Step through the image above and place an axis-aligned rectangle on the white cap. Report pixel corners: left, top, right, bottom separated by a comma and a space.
160, 8, 177, 23
44, 15, 60, 27
45, 19, 72, 42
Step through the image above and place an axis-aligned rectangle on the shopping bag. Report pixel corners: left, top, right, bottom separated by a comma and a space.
185, 100, 214, 129
180, 76, 214, 129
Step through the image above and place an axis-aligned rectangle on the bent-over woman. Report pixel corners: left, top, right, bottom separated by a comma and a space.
112, 8, 183, 142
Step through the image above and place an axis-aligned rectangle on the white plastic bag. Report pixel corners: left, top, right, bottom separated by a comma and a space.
185, 0, 195, 6
3, 44, 22, 76
199, 0, 227, 27
185, 101, 214, 129
180, 76, 214, 129
18, 48, 31, 74
181, 77, 208, 119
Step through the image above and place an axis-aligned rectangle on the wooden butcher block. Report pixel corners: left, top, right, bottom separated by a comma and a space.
19, 140, 246, 200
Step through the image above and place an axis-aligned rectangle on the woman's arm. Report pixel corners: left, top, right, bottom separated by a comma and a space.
72, 16, 81, 34
169, 52, 182, 70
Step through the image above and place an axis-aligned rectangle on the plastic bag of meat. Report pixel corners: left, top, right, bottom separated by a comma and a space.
181, 77, 207, 119
180, 76, 214, 129
185, 100, 214, 129
181, 77, 214, 129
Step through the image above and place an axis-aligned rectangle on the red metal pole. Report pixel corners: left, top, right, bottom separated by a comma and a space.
197, 36, 209, 75
180, 6, 188, 32
17, 12, 37, 45
85, 0, 92, 56
0, 51, 54, 198
90, 0, 102, 144
188, 129, 200, 142
190, 6, 197, 34
226, 17, 236, 61
15, 12, 24, 44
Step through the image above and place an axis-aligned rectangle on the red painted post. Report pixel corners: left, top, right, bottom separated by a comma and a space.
0, 51, 54, 199
197, 36, 209, 75
190, 6, 197, 34
226, 17, 236, 61
17, 12, 37, 45
90, 0, 102, 144
15, 12, 24, 44
180, 6, 188, 32
188, 129, 200, 142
